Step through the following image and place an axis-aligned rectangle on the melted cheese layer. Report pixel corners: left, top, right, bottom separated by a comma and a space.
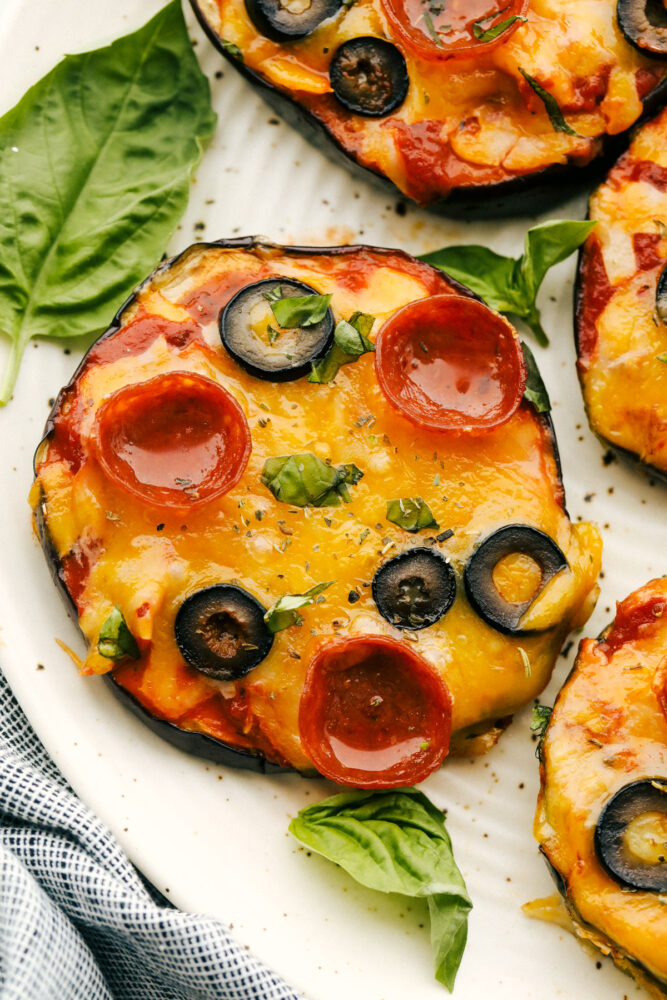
199, 0, 667, 202
33, 243, 601, 772
535, 579, 667, 987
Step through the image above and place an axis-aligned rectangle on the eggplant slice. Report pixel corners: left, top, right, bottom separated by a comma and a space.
31, 238, 601, 783
534, 578, 667, 993
576, 105, 667, 479
191, 0, 667, 212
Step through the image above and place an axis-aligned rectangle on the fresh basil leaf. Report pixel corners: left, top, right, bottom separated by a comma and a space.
519, 68, 582, 137
289, 787, 472, 991
520, 220, 596, 299
387, 497, 439, 533
261, 453, 364, 507
308, 312, 375, 384
264, 581, 334, 632
420, 245, 522, 315
0, 0, 216, 405
98, 607, 140, 661
658, 353, 667, 363
219, 38, 243, 60
531, 703, 552, 760
421, 220, 595, 347
472, 14, 526, 41
520, 341, 551, 413
270, 293, 332, 329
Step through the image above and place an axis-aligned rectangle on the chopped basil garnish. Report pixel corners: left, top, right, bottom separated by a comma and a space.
519, 68, 582, 138
422, 10, 445, 46
521, 341, 551, 413
264, 581, 334, 632
519, 646, 531, 677
98, 607, 140, 661
658, 352, 667, 363
531, 702, 552, 760
262, 285, 283, 304
309, 311, 375, 384
261, 453, 364, 507
220, 38, 243, 60
421, 219, 595, 346
386, 497, 439, 533
269, 292, 332, 329
289, 787, 472, 990
472, 14, 526, 41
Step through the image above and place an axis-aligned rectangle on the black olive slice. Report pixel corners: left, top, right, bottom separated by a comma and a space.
245, 0, 343, 41
219, 278, 334, 382
464, 525, 568, 635
372, 548, 456, 631
329, 37, 409, 118
595, 779, 667, 891
657, 263, 667, 323
617, 0, 667, 55
175, 585, 274, 680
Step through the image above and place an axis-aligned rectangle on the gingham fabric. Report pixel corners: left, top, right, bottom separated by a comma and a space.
0, 670, 302, 1000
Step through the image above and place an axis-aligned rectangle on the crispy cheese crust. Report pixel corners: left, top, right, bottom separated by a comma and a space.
32, 240, 601, 773
535, 578, 667, 994
576, 107, 667, 477
195, 0, 667, 205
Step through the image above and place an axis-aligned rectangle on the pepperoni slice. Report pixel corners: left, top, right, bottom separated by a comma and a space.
375, 295, 526, 434
299, 635, 452, 788
95, 371, 251, 509
380, 0, 528, 62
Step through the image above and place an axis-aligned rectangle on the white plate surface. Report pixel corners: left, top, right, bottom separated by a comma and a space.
0, 2, 665, 998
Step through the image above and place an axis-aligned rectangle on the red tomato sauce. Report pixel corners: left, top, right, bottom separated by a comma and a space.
389, 120, 508, 203
576, 239, 614, 364
599, 595, 666, 659
616, 158, 667, 192
633, 232, 663, 272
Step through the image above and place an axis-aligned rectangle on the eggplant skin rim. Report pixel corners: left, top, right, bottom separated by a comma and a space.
573, 208, 667, 486
540, 856, 667, 999
536, 616, 667, 998
33, 236, 566, 776
190, 0, 667, 218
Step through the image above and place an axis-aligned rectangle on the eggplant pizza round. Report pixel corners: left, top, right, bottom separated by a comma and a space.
576, 104, 667, 478
192, 0, 667, 208
31, 239, 601, 788
534, 578, 667, 997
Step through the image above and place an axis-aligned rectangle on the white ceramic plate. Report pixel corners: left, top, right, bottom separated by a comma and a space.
1, 2, 665, 997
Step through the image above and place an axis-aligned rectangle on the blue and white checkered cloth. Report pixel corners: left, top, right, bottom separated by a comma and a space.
0, 670, 302, 1000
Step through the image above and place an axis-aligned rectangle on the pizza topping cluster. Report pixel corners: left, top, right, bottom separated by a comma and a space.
32, 243, 601, 786
197, 0, 667, 202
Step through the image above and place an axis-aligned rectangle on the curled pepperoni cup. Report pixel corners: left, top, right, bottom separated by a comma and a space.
94, 371, 251, 510
375, 295, 526, 434
380, 0, 528, 62
299, 635, 452, 788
